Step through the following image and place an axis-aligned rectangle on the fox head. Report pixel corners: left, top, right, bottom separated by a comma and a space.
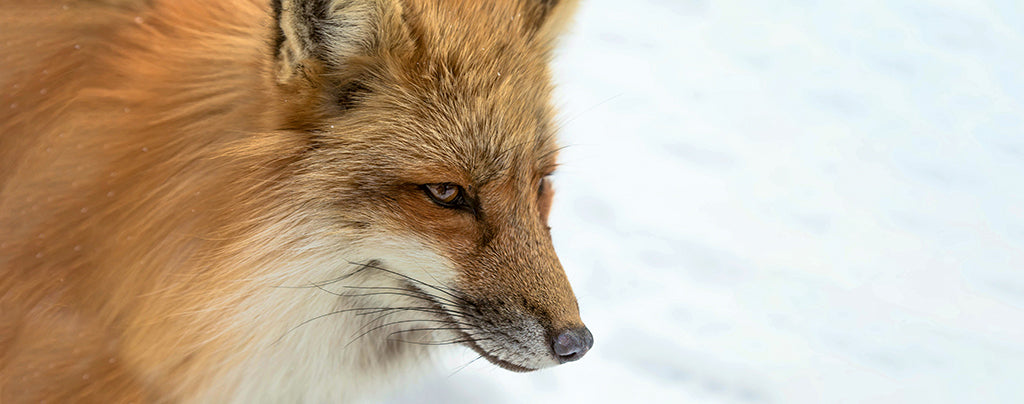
270, 0, 591, 371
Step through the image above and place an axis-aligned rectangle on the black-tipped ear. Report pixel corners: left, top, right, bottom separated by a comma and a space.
272, 0, 386, 85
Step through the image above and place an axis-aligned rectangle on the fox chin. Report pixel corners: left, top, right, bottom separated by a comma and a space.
0, 0, 592, 402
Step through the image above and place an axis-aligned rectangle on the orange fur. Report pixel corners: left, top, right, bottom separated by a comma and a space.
1, 0, 588, 401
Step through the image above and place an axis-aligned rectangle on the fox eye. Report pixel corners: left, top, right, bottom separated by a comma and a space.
422, 183, 465, 208
538, 177, 550, 196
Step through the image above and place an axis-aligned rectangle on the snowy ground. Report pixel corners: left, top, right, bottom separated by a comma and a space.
386, 0, 1024, 402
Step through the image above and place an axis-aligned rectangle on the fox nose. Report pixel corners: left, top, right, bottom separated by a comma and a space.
552, 326, 593, 363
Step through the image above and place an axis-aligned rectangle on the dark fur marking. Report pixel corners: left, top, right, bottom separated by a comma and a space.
474, 208, 497, 248
335, 80, 370, 111
308, 0, 333, 56
271, 0, 285, 57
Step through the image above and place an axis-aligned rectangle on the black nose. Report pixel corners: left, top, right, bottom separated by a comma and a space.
552, 326, 593, 363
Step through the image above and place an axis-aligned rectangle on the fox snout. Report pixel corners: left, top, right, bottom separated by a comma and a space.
452, 282, 593, 371
429, 185, 591, 370
366, 207, 591, 371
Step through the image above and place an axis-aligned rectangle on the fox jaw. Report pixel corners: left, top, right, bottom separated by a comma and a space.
239, 0, 593, 393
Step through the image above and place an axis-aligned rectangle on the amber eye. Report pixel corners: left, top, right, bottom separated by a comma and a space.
422, 183, 464, 207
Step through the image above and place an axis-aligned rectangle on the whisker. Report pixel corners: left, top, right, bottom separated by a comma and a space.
494, 139, 533, 164
276, 304, 476, 346
414, 263, 463, 298
386, 327, 476, 338
301, 283, 475, 320
338, 293, 476, 318
352, 308, 475, 333
271, 260, 501, 359
351, 306, 472, 320
538, 144, 572, 163
347, 322, 470, 348
388, 326, 471, 334
386, 338, 486, 347
554, 93, 623, 133
350, 260, 461, 294
272, 306, 385, 345
448, 355, 484, 377
271, 261, 373, 289
350, 315, 474, 340
349, 260, 465, 303
338, 285, 463, 307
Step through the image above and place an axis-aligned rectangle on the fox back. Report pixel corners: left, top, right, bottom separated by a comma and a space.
0, 0, 591, 402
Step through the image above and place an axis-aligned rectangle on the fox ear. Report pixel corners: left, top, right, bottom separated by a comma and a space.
272, 0, 402, 85
523, 0, 581, 45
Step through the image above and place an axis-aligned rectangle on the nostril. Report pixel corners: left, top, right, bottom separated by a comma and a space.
552, 327, 594, 363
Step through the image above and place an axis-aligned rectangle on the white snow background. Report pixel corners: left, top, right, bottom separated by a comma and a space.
385, 0, 1024, 402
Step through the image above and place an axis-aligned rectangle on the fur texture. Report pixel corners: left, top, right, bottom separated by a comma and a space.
0, 0, 586, 402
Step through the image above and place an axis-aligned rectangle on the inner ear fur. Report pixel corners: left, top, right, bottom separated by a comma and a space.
271, 0, 414, 129
272, 0, 407, 87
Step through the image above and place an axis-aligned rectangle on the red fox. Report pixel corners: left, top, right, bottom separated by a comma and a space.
0, 0, 592, 401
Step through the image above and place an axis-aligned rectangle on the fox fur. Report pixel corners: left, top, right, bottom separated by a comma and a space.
0, 0, 589, 402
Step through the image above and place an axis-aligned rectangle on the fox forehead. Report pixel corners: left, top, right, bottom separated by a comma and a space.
374, 86, 559, 187
348, 8, 561, 185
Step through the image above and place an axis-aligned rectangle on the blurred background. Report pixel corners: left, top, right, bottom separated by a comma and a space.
387, 0, 1024, 402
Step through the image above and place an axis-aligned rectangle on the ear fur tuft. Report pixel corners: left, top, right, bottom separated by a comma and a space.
273, 0, 384, 85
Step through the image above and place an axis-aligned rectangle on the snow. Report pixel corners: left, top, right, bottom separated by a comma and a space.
386, 0, 1024, 402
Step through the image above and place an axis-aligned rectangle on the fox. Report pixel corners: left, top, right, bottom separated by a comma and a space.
0, 0, 592, 402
